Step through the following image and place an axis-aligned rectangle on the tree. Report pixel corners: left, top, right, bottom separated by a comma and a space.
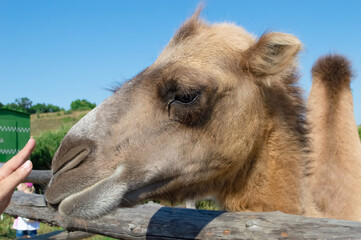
2, 98, 63, 114
30, 103, 64, 113
0, 102, 3, 108
4, 102, 22, 112
15, 97, 32, 112
70, 99, 96, 111
2, 97, 32, 113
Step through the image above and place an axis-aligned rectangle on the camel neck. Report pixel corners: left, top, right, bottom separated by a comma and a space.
217, 121, 307, 215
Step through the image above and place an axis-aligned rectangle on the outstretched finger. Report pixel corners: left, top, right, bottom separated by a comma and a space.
0, 160, 33, 196
0, 138, 35, 181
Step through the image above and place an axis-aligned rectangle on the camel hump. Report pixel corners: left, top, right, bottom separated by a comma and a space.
312, 54, 353, 89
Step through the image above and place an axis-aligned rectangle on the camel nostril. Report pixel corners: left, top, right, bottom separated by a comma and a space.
52, 148, 91, 177
51, 137, 96, 175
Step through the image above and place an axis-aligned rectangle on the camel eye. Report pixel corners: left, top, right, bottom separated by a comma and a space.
167, 89, 207, 125
174, 92, 198, 104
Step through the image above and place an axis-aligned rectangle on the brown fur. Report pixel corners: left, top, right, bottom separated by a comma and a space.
45, 11, 361, 221
312, 55, 353, 98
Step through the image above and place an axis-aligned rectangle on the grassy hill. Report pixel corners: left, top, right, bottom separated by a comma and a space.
31, 110, 90, 137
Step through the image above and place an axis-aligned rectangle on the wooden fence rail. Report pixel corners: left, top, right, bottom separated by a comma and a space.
26, 170, 52, 184
5, 191, 361, 239
2, 166, 361, 239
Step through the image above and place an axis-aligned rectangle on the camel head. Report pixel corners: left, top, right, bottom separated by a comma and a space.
45, 11, 302, 219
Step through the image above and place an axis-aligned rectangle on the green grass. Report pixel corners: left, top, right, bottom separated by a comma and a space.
31, 110, 90, 137
196, 200, 221, 210
0, 214, 115, 239
37, 222, 62, 235
0, 214, 62, 239
0, 214, 15, 239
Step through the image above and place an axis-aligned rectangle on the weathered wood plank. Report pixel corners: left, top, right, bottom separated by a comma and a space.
26, 170, 52, 184
10, 191, 46, 207
5, 192, 361, 239
26, 230, 93, 240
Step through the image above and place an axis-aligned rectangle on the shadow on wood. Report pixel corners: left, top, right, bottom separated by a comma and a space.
146, 207, 223, 239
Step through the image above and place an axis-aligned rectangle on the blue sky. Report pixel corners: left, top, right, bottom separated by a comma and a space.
1, 0, 360, 124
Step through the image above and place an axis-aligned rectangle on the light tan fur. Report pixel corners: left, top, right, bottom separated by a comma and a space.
45, 11, 361, 221
308, 55, 361, 221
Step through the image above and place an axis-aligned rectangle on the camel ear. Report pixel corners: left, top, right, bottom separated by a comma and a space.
172, 3, 204, 43
241, 32, 302, 76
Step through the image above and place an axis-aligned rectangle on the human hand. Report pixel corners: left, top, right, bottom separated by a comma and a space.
0, 138, 35, 214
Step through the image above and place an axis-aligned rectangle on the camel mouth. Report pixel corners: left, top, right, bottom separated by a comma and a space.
47, 158, 176, 218
119, 177, 174, 207
46, 148, 91, 205
53, 176, 173, 218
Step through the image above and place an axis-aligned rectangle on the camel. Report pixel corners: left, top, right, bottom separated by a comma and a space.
45, 9, 361, 221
